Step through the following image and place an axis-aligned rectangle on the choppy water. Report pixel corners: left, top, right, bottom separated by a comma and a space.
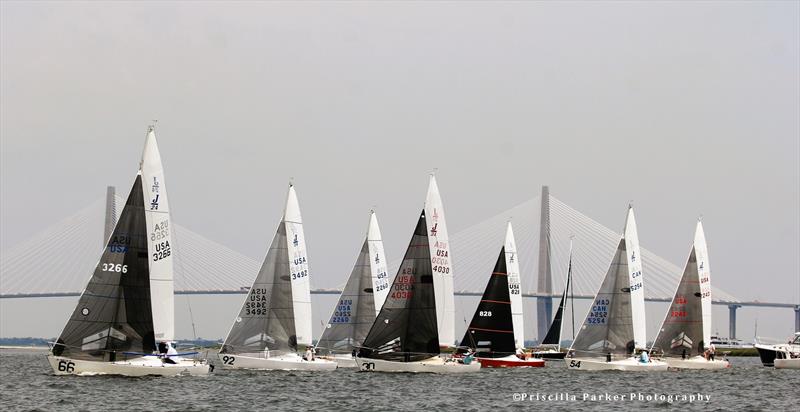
0, 349, 797, 411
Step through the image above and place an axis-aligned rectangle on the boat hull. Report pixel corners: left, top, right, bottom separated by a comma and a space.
565, 357, 669, 371
217, 352, 337, 371
755, 344, 779, 367
47, 355, 211, 376
532, 350, 567, 360
476, 355, 545, 368
774, 358, 800, 369
319, 354, 358, 368
355, 356, 481, 373
663, 356, 730, 370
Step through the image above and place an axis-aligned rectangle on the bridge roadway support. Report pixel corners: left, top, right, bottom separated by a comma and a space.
728, 304, 742, 339
795, 305, 800, 333
536, 186, 553, 342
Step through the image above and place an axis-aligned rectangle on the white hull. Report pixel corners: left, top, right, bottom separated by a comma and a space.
774, 358, 800, 369
663, 356, 730, 370
47, 355, 210, 376
356, 355, 481, 373
217, 352, 337, 371
565, 356, 668, 371
319, 354, 358, 368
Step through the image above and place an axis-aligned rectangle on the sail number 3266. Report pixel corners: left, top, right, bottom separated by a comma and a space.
101, 263, 128, 273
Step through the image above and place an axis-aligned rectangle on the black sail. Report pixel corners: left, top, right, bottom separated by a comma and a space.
359, 210, 439, 362
52, 175, 154, 361
541, 259, 571, 346
457, 247, 515, 357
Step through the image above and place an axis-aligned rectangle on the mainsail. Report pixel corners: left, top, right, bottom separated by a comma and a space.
541, 241, 572, 347
570, 207, 644, 359
317, 212, 390, 354
358, 211, 439, 362
651, 221, 712, 357
505, 223, 524, 349
424, 175, 455, 347
458, 246, 516, 357
220, 185, 312, 355
140, 126, 175, 342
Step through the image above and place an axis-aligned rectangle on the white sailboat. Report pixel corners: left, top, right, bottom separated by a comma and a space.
47, 126, 210, 376
355, 178, 479, 373
651, 221, 730, 369
316, 211, 390, 368
217, 184, 336, 371
565, 206, 667, 371
425, 175, 456, 348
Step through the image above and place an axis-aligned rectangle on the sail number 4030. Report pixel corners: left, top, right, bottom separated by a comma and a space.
221, 356, 235, 365
102, 263, 128, 273
57, 360, 75, 373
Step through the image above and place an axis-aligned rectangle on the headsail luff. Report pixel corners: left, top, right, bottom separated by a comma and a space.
541, 241, 572, 347
359, 210, 439, 362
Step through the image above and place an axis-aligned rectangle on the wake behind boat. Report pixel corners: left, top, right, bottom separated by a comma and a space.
315, 211, 391, 368
457, 223, 543, 368
650, 221, 730, 370
47, 126, 210, 376
565, 207, 667, 371
217, 185, 335, 371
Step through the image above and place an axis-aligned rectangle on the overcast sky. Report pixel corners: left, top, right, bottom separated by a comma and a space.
1, 1, 798, 340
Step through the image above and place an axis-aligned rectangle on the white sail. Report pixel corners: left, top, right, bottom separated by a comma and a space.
694, 220, 712, 347
367, 211, 390, 315
504, 222, 525, 349
424, 175, 455, 347
139, 126, 175, 342
284, 185, 313, 347
623, 206, 647, 350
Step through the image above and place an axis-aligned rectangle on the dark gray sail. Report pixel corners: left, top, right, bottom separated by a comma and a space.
316, 239, 375, 354
358, 210, 439, 362
220, 223, 296, 355
570, 239, 634, 359
52, 175, 155, 361
651, 248, 704, 357
541, 266, 570, 346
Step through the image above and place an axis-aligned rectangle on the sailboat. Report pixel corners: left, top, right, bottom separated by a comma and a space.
48, 126, 211, 376
217, 184, 336, 371
355, 177, 479, 373
650, 220, 730, 369
315, 211, 390, 368
532, 240, 575, 360
565, 206, 667, 371
458, 223, 544, 367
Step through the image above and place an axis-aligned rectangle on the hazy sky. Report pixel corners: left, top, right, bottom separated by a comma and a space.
1, 1, 798, 340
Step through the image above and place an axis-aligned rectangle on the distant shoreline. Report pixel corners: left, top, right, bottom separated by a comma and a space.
0, 345, 49, 350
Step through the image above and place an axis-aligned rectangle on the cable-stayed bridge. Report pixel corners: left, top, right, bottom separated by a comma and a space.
2, 186, 798, 338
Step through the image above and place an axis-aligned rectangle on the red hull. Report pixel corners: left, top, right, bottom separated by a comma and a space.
477, 356, 545, 368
